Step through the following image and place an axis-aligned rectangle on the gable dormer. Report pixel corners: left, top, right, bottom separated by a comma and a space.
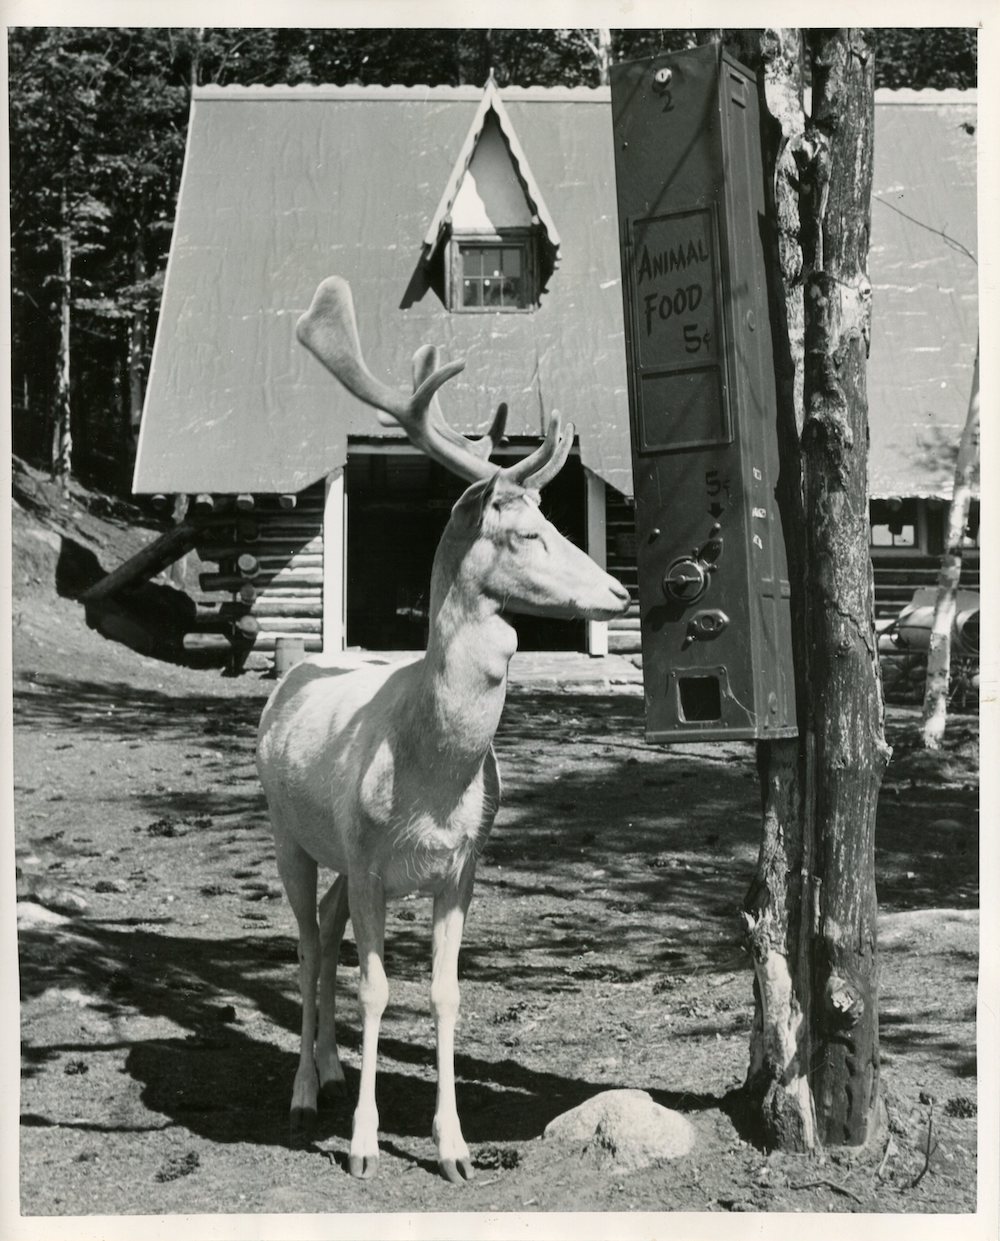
423, 77, 560, 311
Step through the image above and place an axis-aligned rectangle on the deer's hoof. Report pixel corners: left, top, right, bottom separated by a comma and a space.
440, 1157, 475, 1185
317, 1079, 344, 1111
289, 1106, 317, 1146
349, 1152, 380, 1179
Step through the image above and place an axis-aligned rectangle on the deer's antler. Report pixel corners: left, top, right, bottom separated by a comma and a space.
297, 277, 573, 490
297, 277, 496, 483
409, 344, 508, 464
504, 412, 575, 491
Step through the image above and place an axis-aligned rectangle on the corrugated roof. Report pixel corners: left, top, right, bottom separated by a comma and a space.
134, 82, 977, 501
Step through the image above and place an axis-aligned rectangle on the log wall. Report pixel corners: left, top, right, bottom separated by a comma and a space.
189, 480, 326, 663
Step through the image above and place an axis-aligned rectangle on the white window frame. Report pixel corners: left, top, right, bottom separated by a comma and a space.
447, 227, 539, 313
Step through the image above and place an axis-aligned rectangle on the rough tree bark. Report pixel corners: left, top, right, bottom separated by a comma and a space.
729, 26, 815, 1150
734, 28, 889, 1150
922, 342, 980, 749
800, 28, 889, 1147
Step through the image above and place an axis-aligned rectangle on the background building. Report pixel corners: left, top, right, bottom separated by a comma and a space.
132, 80, 979, 658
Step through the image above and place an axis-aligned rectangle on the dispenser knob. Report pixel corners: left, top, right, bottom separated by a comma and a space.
663, 557, 709, 604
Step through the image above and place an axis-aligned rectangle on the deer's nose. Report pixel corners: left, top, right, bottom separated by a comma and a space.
610, 579, 631, 606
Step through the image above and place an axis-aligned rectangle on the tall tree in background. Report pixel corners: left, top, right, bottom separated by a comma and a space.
728, 28, 888, 1150
81, 31, 189, 470
9, 29, 114, 485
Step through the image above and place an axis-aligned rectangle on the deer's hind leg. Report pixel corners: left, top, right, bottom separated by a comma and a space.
272, 830, 321, 1143
316, 872, 350, 1106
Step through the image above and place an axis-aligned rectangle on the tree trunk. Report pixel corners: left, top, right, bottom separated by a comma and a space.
733, 26, 816, 1150
922, 342, 980, 748
582, 29, 613, 85
128, 231, 148, 446
51, 186, 73, 489
800, 26, 888, 1148
189, 27, 205, 89
736, 28, 888, 1151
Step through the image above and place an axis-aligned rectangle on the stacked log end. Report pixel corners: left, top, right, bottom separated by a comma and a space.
187, 481, 325, 661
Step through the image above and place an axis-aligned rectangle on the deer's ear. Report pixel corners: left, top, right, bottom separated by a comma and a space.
452, 470, 501, 529
477, 469, 502, 513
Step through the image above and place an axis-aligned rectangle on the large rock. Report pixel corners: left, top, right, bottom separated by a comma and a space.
17, 900, 71, 929
544, 1089, 696, 1170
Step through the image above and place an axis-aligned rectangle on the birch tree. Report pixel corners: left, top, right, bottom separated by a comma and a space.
921, 343, 980, 748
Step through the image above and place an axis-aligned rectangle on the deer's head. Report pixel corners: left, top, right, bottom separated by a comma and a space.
297, 277, 631, 625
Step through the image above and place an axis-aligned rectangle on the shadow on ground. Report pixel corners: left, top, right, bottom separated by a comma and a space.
16, 675, 978, 1163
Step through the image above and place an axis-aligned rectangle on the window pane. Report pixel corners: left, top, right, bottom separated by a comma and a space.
455, 242, 532, 310
481, 249, 501, 278
501, 277, 521, 307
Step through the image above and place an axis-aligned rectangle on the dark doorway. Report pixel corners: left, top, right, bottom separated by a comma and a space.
346, 446, 587, 651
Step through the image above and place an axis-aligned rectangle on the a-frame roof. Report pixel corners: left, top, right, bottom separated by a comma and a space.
133, 81, 627, 496
133, 82, 978, 501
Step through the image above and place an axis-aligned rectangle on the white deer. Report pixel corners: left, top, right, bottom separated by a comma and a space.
256, 277, 631, 1183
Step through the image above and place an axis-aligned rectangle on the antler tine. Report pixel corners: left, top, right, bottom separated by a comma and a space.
502, 411, 574, 490
409, 345, 508, 463
525, 416, 574, 490
296, 277, 482, 477
469, 403, 509, 462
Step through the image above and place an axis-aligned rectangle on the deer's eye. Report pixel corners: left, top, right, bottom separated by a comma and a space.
516, 530, 541, 542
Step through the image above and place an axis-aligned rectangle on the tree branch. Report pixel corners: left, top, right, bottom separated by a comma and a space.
872, 195, 977, 265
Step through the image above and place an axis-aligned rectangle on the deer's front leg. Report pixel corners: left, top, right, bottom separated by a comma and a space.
348, 873, 388, 1179
430, 860, 477, 1184
272, 834, 321, 1143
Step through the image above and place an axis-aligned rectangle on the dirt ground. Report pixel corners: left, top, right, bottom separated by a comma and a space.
10, 470, 981, 1222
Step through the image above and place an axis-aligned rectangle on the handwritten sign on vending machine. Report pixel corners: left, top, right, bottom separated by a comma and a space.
629, 208, 727, 450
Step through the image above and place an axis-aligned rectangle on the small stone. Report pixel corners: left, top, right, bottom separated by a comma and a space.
544, 1089, 696, 1169
93, 879, 128, 894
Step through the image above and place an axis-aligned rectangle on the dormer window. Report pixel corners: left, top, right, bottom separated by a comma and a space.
421, 77, 559, 313
454, 233, 536, 311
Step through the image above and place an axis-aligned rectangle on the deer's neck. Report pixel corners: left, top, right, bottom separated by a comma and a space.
408, 572, 515, 776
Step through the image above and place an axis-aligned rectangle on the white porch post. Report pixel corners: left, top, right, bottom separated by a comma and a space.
584, 467, 609, 657
322, 467, 346, 653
